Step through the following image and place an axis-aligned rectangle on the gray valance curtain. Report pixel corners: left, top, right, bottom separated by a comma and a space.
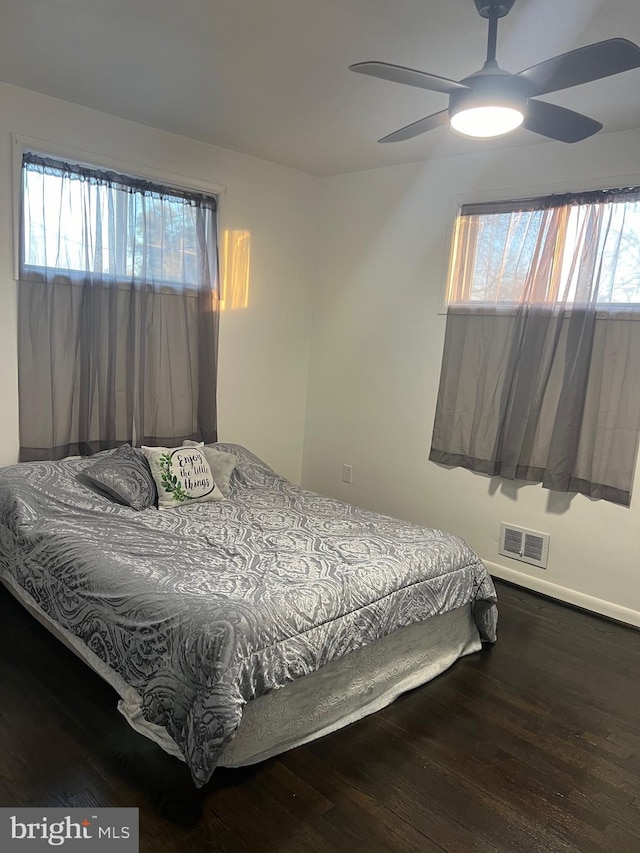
430, 188, 640, 506
18, 152, 220, 461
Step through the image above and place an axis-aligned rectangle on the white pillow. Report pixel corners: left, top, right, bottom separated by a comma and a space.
142, 445, 224, 510
182, 440, 237, 497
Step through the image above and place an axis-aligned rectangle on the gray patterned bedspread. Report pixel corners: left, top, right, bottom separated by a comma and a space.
0, 444, 497, 786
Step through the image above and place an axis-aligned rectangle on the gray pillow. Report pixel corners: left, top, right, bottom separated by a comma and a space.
182, 441, 237, 497
80, 444, 157, 511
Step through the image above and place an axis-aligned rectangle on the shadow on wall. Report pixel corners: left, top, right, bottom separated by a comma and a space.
431, 460, 579, 515
487, 473, 576, 514
220, 229, 251, 311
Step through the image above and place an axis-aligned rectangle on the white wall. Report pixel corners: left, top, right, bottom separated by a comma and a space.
302, 128, 640, 626
0, 83, 319, 481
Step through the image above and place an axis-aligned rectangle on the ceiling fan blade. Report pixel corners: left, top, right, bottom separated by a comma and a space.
516, 38, 640, 97
378, 110, 450, 143
523, 99, 602, 143
350, 61, 467, 95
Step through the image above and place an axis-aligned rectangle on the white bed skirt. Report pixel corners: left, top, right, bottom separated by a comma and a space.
2, 575, 481, 770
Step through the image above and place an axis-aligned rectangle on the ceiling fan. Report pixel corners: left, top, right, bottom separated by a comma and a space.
350, 0, 640, 143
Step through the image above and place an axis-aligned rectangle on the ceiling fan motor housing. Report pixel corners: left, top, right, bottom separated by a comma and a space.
450, 72, 528, 118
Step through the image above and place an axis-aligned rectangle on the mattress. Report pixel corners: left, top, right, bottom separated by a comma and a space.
0, 444, 497, 786
2, 572, 481, 768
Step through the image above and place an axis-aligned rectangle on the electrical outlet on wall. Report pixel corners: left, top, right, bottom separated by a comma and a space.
342, 464, 353, 484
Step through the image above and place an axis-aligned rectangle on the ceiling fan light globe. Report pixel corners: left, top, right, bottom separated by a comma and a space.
450, 104, 524, 137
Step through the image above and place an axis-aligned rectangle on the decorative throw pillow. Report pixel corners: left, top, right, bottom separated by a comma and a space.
79, 444, 157, 511
142, 445, 225, 510
182, 440, 237, 497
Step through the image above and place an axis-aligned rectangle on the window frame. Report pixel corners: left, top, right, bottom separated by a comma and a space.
12, 133, 227, 284
445, 193, 640, 314
438, 174, 640, 316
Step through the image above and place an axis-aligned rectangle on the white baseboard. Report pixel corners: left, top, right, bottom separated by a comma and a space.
483, 559, 640, 629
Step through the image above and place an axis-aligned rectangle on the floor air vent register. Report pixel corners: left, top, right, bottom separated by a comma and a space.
499, 523, 550, 569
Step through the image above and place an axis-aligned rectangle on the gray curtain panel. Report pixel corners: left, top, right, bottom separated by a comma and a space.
18, 153, 220, 460
430, 189, 640, 506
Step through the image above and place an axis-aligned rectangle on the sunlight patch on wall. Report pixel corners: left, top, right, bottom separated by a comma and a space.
220, 229, 251, 310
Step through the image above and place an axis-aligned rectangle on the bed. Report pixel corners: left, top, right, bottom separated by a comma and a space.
0, 443, 497, 787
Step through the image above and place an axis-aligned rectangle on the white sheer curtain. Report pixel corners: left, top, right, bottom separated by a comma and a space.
18, 152, 220, 461
430, 188, 640, 506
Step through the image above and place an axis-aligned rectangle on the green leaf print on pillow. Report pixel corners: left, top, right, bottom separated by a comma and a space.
158, 453, 190, 502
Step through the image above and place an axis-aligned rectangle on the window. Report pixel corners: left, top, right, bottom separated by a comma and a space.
430, 187, 640, 506
447, 190, 640, 309
22, 153, 216, 289
18, 151, 220, 461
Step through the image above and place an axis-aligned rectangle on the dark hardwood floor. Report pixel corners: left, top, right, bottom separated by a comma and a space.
0, 579, 638, 852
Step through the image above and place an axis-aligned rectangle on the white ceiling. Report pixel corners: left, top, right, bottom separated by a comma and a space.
1, 0, 640, 176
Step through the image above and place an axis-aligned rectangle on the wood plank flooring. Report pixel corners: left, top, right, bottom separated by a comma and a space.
0, 579, 638, 852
